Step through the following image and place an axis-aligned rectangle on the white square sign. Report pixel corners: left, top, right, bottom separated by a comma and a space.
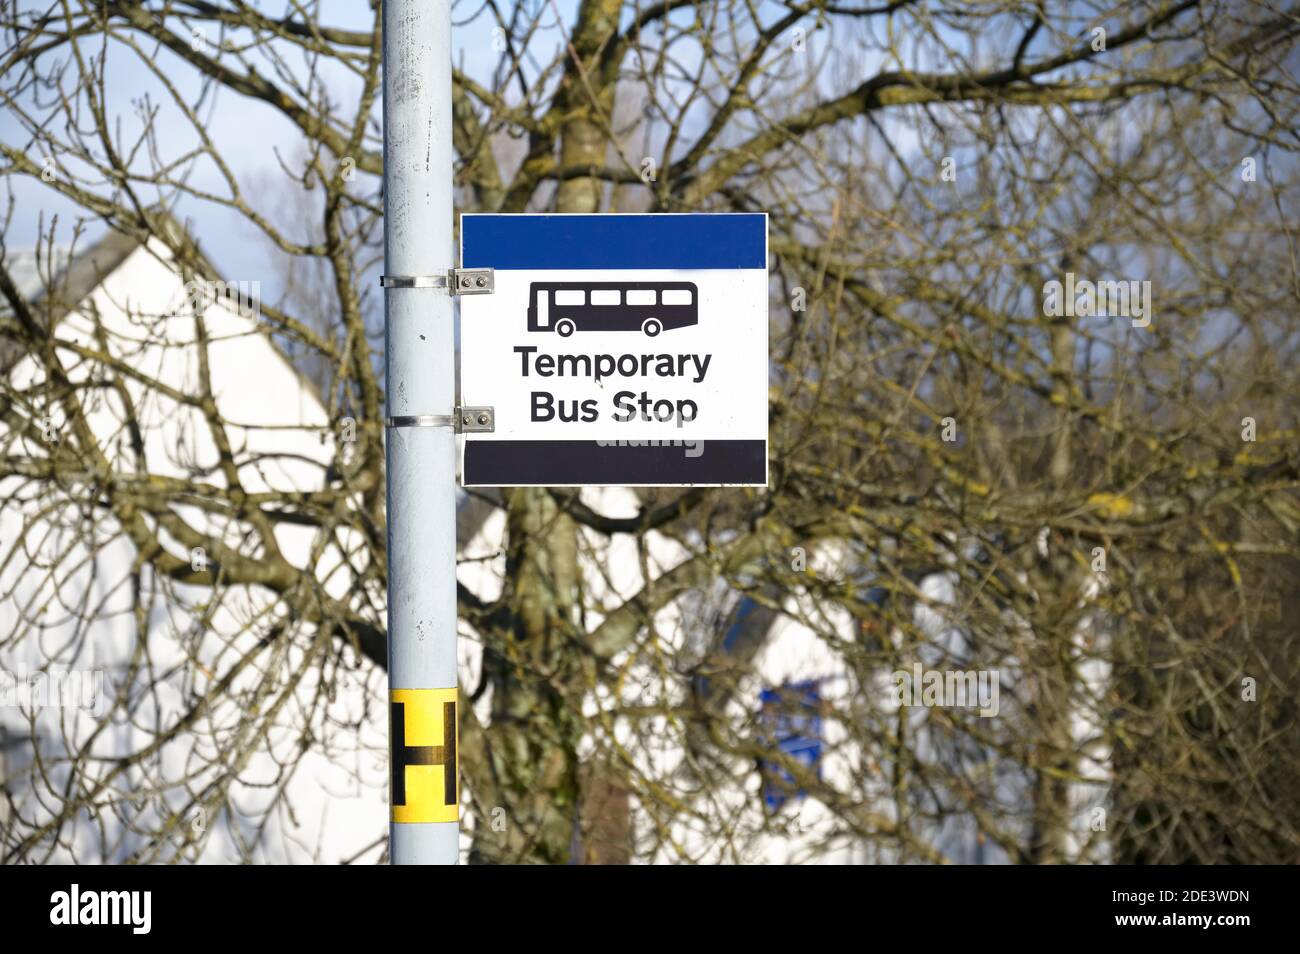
459, 213, 768, 487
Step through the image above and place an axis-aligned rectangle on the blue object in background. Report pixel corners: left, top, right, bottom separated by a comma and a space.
759, 679, 824, 812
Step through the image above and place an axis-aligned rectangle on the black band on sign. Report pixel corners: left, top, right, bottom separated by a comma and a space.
463, 439, 767, 486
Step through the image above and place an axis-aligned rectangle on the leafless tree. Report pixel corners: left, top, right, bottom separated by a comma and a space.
2, 0, 1298, 864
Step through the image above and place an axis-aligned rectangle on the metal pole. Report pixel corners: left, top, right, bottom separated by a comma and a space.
383, 0, 458, 865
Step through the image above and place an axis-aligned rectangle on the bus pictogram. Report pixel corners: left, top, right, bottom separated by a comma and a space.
527, 281, 698, 338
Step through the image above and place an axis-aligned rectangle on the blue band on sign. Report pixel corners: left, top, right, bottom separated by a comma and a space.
461, 213, 766, 271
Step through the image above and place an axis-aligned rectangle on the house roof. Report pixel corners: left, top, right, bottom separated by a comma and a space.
1, 215, 502, 546
0, 229, 138, 376
6, 214, 340, 403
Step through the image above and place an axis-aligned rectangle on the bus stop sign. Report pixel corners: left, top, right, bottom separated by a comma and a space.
459, 213, 768, 487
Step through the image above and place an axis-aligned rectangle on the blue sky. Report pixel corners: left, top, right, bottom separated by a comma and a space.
0, 1, 580, 280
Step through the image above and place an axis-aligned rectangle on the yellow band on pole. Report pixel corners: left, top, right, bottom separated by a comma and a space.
390, 688, 459, 823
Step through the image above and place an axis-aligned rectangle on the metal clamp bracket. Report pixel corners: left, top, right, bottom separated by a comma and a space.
449, 268, 494, 295
380, 268, 494, 296
386, 406, 495, 433
456, 406, 495, 433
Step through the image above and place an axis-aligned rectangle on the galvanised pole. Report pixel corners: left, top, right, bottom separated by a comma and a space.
382, 0, 458, 865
